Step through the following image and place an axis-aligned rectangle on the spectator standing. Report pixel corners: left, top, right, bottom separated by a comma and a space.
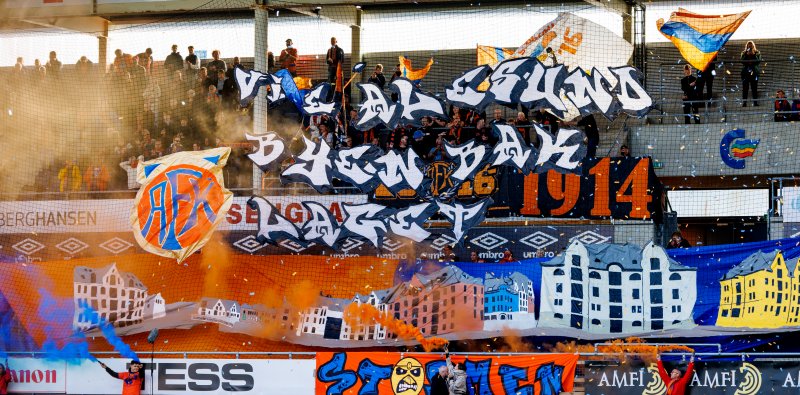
656, 353, 694, 395
326, 37, 344, 83
84, 161, 110, 192
774, 89, 792, 122
278, 39, 299, 75
207, 50, 227, 75
499, 249, 514, 263
680, 65, 700, 124
389, 63, 402, 101
367, 64, 386, 90
58, 160, 82, 192
696, 55, 716, 101
740, 41, 761, 107
490, 108, 506, 126
185, 46, 200, 80
76, 56, 93, 77
667, 231, 691, 249
164, 44, 184, 73
113, 49, 133, 72
226, 56, 242, 78
45, 51, 62, 78
577, 114, 598, 158
619, 144, 631, 158
0, 358, 11, 395
514, 111, 534, 147
135, 48, 153, 73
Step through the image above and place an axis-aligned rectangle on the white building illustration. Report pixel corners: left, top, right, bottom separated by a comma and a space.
483, 272, 537, 331
144, 293, 166, 320
240, 303, 294, 331
73, 263, 148, 330
193, 297, 241, 327
296, 298, 348, 339
340, 290, 389, 341
539, 240, 697, 334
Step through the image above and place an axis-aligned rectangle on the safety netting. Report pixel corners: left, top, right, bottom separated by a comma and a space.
1, 0, 800, 358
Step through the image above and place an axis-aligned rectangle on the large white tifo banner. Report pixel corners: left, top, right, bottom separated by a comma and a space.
0, 195, 366, 234
7, 358, 316, 394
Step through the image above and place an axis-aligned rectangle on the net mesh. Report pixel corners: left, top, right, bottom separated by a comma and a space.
0, 0, 799, 355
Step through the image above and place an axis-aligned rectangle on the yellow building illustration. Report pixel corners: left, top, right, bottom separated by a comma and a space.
717, 250, 800, 328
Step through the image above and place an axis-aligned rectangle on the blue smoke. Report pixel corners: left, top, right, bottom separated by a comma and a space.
98, 321, 139, 363
37, 288, 96, 363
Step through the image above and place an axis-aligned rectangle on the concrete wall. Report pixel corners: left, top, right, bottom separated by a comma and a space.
631, 121, 799, 177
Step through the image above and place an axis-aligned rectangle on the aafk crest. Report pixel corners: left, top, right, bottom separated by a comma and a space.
131, 148, 233, 262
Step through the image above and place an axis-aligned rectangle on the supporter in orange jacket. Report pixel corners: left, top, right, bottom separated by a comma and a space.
656, 353, 694, 395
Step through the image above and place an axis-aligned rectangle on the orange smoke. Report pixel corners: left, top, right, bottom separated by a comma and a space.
548, 337, 694, 362
344, 303, 448, 352
200, 232, 234, 297
497, 328, 536, 352
285, 279, 319, 311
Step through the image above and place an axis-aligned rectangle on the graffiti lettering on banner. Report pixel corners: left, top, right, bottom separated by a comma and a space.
316, 352, 578, 395
130, 148, 233, 263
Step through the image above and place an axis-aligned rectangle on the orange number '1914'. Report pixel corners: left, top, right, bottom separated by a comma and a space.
522, 158, 652, 219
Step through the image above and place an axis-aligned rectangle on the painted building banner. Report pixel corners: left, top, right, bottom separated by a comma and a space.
315, 352, 578, 395
5, 237, 800, 353
584, 359, 800, 395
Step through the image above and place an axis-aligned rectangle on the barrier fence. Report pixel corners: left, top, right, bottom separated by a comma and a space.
5, 350, 800, 394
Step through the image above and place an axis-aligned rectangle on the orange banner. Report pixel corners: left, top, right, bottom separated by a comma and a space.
315, 352, 578, 395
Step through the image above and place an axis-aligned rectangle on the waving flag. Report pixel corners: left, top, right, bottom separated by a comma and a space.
514, 13, 633, 70
399, 56, 433, 84
657, 8, 750, 71
477, 45, 515, 91
131, 148, 233, 263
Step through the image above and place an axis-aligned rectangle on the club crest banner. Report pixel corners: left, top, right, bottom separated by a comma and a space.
130, 148, 233, 263
315, 352, 578, 395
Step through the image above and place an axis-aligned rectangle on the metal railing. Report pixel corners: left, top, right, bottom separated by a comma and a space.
6, 349, 800, 360
651, 57, 800, 125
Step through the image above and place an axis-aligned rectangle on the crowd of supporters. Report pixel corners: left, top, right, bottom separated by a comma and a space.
1, 45, 253, 195
0, 39, 612, 197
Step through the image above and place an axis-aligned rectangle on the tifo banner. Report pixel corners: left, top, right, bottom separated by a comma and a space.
514, 13, 633, 72
3, 358, 315, 394
584, 358, 800, 394
315, 352, 578, 395
5, 238, 800, 353
0, 223, 612, 262
0, 195, 367, 234
520, 157, 661, 220
130, 148, 233, 263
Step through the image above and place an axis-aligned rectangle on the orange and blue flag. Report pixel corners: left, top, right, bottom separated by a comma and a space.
399, 56, 433, 84
657, 8, 750, 71
131, 148, 233, 263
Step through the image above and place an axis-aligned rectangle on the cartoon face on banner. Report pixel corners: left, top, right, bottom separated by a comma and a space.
131, 148, 233, 263
391, 357, 424, 395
